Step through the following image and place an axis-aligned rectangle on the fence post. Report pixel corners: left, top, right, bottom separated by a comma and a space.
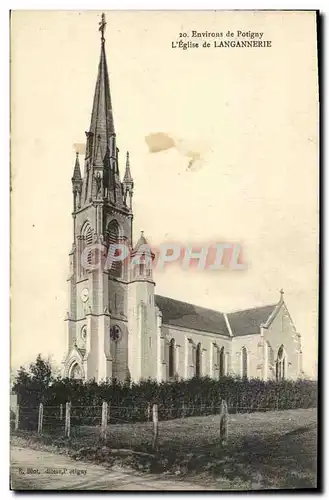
14, 404, 19, 431
101, 401, 108, 441
152, 404, 159, 451
59, 404, 63, 421
38, 403, 44, 435
220, 399, 228, 446
65, 402, 71, 438
147, 403, 151, 422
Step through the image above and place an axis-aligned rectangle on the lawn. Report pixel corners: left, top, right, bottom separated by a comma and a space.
12, 408, 317, 490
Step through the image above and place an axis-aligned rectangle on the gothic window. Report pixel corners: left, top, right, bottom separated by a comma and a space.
81, 222, 93, 271
196, 343, 202, 378
219, 347, 225, 377
168, 338, 175, 379
107, 220, 122, 278
110, 325, 121, 342
225, 352, 230, 376
276, 345, 286, 381
241, 346, 248, 378
70, 362, 82, 380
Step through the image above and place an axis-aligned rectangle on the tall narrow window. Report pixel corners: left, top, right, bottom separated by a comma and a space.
81, 222, 93, 272
267, 341, 274, 378
276, 345, 286, 381
219, 347, 225, 377
241, 346, 248, 378
168, 338, 175, 379
107, 220, 122, 278
196, 343, 202, 378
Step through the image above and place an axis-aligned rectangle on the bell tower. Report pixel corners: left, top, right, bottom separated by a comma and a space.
63, 13, 133, 382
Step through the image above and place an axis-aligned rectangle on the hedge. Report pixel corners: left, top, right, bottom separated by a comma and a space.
15, 376, 317, 430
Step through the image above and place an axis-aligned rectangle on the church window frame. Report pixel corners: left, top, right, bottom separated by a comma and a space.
241, 346, 248, 378
80, 221, 93, 273
219, 346, 225, 377
106, 219, 123, 278
195, 342, 202, 378
276, 344, 287, 381
168, 338, 176, 379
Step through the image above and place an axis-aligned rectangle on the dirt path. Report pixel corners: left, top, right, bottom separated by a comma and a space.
11, 445, 210, 491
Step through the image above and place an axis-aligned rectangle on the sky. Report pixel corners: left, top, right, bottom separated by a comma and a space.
11, 10, 318, 377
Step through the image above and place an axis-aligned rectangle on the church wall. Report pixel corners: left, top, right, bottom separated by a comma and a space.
231, 334, 262, 379
263, 304, 301, 380
160, 325, 232, 380
127, 281, 157, 382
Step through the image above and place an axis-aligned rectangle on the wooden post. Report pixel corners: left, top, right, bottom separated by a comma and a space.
101, 401, 108, 441
220, 399, 228, 446
152, 404, 159, 450
147, 403, 151, 422
59, 404, 63, 421
38, 403, 44, 435
65, 402, 71, 438
14, 404, 19, 431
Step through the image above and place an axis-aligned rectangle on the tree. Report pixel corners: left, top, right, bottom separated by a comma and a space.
12, 354, 53, 405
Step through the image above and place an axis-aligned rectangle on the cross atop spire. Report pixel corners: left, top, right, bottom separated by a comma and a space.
99, 13, 107, 43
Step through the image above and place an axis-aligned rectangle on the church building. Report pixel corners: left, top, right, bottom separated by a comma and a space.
63, 15, 303, 384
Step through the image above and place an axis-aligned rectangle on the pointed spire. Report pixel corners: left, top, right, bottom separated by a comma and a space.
72, 152, 82, 181
89, 13, 115, 160
134, 230, 149, 252
123, 151, 133, 183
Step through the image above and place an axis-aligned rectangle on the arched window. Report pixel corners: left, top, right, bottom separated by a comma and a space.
80, 222, 93, 271
241, 347, 248, 378
70, 362, 82, 380
276, 345, 286, 381
168, 338, 175, 379
196, 343, 202, 378
219, 347, 225, 377
107, 220, 122, 278
225, 352, 230, 376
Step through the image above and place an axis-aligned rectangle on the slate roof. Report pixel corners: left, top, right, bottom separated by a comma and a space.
226, 304, 277, 337
155, 295, 231, 337
155, 295, 278, 338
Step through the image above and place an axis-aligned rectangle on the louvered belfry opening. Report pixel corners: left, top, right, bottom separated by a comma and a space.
107, 221, 122, 278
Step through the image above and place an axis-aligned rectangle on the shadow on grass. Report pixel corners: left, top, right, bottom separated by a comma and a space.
12, 413, 317, 490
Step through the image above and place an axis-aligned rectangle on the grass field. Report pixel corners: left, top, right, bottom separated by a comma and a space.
12, 408, 317, 490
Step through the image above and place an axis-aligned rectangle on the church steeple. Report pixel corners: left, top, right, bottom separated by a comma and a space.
88, 13, 115, 163
82, 13, 123, 207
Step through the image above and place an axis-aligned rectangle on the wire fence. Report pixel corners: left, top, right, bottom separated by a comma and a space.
10, 397, 302, 448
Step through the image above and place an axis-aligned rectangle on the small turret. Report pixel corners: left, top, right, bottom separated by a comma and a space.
123, 151, 134, 209
130, 231, 154, 282
71, 152, 83, 210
